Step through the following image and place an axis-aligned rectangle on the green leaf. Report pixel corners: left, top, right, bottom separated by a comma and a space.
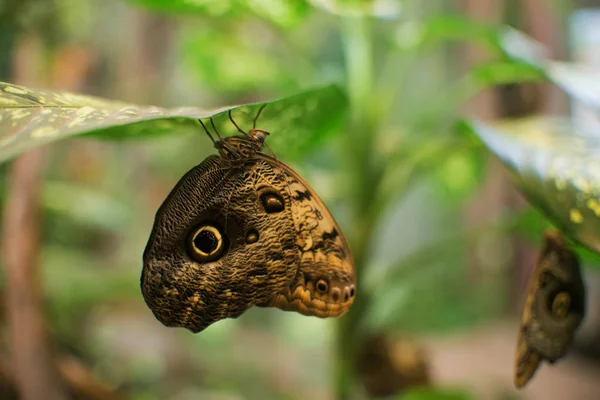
180, 27, 299, 94
469, 61, 545, 88
546, 61, 600, 111
401, 388, 476, 400
127, 0, 311, 26
308, 0, 401, 18
495, 28, 600, 111
394, 16, 545, 61
126, 0, 234, 15
467, 117, 600, 257
201, 85, 348, 161
496, 25, 547, 65
0, 82, 347, 163
243, 0, 311, 27
395, 15, 503, 54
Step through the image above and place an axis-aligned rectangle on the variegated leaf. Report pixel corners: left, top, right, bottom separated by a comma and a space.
0, 82, 347, 163
495, 28, 600, 113
308, 0, 401, 18
546, 62, 600, 112
469, 117, 600, 255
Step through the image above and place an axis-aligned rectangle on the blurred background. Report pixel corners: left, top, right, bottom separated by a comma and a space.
1, 0, 600, 399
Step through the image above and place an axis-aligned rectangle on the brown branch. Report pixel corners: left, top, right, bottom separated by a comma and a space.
0, 353, 126, 400
1, 148, 70, 400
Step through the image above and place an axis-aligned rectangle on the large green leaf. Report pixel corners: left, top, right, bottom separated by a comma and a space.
495, 27, 600, 111
468, 117, 600, 256
546, 61, 600, 111
0, 81, 347, 163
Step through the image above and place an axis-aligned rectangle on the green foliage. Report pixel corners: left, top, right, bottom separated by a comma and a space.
367, 212, 516, 334
127, 0, 311, 26
462, 23, 600, 262
546, 61, 600, 110
43, 180, 133, 231
308, 0, 401, 17
466, 117, 600, 261
180, 26, 300, 94
401, 387, 476, 400
0, 82, 347, 163
2, 2, 593, 399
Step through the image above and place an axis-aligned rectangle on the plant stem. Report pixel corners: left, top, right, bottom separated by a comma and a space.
2, 149, 70, 400
335, 14, 376, 400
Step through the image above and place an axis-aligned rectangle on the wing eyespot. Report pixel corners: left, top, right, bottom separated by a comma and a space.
186, 224, 227, 262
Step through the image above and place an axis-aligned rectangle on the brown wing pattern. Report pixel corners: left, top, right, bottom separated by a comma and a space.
258, 155, 356, 318
142, 126, 356, 333
514, 230, 585, 388
142, 156, 300, 333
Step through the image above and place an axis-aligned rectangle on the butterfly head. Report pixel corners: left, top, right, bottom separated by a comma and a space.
215, 128, 270, 161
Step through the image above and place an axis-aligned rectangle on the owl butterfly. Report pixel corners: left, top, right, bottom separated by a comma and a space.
514, 230, 585, 388
141, 105, 356, 333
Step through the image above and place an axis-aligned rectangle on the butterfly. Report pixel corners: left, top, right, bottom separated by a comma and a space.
514, 230, 586, 388
141, 105, 356, 333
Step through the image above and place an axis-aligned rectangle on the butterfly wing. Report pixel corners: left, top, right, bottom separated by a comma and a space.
141, 155, 300, 333
514, 230, 585, 388
257, 155, 357, 318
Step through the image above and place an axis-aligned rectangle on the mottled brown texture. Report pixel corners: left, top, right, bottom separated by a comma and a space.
142, 127, 356, 333
514, 230, 586, 388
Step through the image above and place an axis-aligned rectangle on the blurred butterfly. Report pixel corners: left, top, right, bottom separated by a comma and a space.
514, 230, 586, 388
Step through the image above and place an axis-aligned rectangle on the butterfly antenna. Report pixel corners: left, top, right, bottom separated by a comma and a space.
228, 109, 249, 137
248, 104, 292, 201
253, 104, 267, 129
199, 119, 216, 145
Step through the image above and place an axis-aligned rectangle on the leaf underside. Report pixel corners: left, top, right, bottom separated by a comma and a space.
469, 117, 600, 256
0, 81, 347, 163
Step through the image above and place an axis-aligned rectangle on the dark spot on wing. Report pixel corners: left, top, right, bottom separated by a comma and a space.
322, 228, 339, 242
293, 190, 312, 201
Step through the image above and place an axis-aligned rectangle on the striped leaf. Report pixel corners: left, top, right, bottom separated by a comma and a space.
469, 117, 600, 255
0, 82, 347, 163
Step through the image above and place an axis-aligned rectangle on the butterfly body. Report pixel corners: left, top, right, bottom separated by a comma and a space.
142, 122, 356, 333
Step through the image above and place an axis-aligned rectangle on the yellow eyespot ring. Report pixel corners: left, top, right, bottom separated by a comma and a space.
187, 224, 226, 262
316, 280, 328, 293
